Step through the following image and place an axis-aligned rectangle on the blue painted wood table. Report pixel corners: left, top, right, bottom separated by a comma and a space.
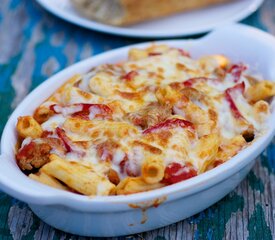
0, 0, 275, 239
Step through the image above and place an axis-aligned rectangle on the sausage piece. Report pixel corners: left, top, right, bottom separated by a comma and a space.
128, 102, 171, 129
16, 141, 51, 171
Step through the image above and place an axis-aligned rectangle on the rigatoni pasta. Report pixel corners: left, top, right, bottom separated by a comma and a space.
29, 171, 70, 191
17, 116, 43, 138
41, 155, 116, 196
15, 45, 275, 196
141, 156, 165, 184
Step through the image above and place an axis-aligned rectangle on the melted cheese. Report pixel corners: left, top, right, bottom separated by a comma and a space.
18, 45, 274, 196
214, 98, 238, 139
232, 91, 261, 130
42, 114, 66, 132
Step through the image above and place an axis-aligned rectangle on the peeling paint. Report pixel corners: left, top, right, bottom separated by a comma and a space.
247, 204, 272, 240
247, 171, 264, 193
0, 0, 275, 239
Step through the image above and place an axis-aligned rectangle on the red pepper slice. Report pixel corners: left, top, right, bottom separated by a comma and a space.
143, 118, 194, 134
50, 103, 112, 120
16, 141, 36, 160
72, 104, 112, 120
77, 104, 112, 114
56, 127, 72, 153
56, 127, 86, 156
121, 71, 138, 81
183, 77, 211, 87
71, 111, 90, 120
148, 52, 162, 56
161, 162, 197, 184
49, 104, 58, 113
225, 82, 245, 119
227, 64, 247, 83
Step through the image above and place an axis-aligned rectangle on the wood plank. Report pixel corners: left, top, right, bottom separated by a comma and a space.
0, 0, 275, 239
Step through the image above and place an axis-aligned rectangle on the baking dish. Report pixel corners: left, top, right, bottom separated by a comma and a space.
0, 24, 275, 237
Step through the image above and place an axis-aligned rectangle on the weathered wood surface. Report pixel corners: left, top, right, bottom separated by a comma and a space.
0, 0, 275, 239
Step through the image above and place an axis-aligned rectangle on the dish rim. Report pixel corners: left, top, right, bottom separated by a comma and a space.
34, 0, 264, 38
0, 23, 275, 212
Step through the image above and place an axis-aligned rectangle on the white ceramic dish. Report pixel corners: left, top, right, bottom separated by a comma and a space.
0, 24, 275, 237
35, 0, 263, 38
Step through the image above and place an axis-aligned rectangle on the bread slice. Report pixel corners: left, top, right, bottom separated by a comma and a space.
71, 0, 232, 26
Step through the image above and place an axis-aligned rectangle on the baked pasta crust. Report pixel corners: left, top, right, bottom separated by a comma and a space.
15, 45, 275, 196
71, 0, 232, 26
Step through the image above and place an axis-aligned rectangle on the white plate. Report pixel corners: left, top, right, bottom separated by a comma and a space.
35, 0, 264, 38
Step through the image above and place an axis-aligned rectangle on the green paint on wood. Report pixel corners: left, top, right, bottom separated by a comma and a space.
261, 154, 274, 175
0, 56, 18, 136
154, 237, 167, 240
52, 230, 72, 240
0, 194, 13, 239
247, 204, 272, 240
193, 192, 244, 240
247, 171, 264, 193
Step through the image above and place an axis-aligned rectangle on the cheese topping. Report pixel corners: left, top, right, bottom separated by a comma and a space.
15, 45, 275, 196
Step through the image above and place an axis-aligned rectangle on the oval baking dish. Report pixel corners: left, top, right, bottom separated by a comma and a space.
0, 24, 275, 237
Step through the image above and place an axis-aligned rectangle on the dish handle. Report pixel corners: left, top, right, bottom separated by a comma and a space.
0, 154, 65, 205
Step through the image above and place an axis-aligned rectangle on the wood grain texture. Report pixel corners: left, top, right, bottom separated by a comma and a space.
0, 0, 275, 239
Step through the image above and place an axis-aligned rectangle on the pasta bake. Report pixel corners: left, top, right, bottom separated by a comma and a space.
15, 45, 275, 196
